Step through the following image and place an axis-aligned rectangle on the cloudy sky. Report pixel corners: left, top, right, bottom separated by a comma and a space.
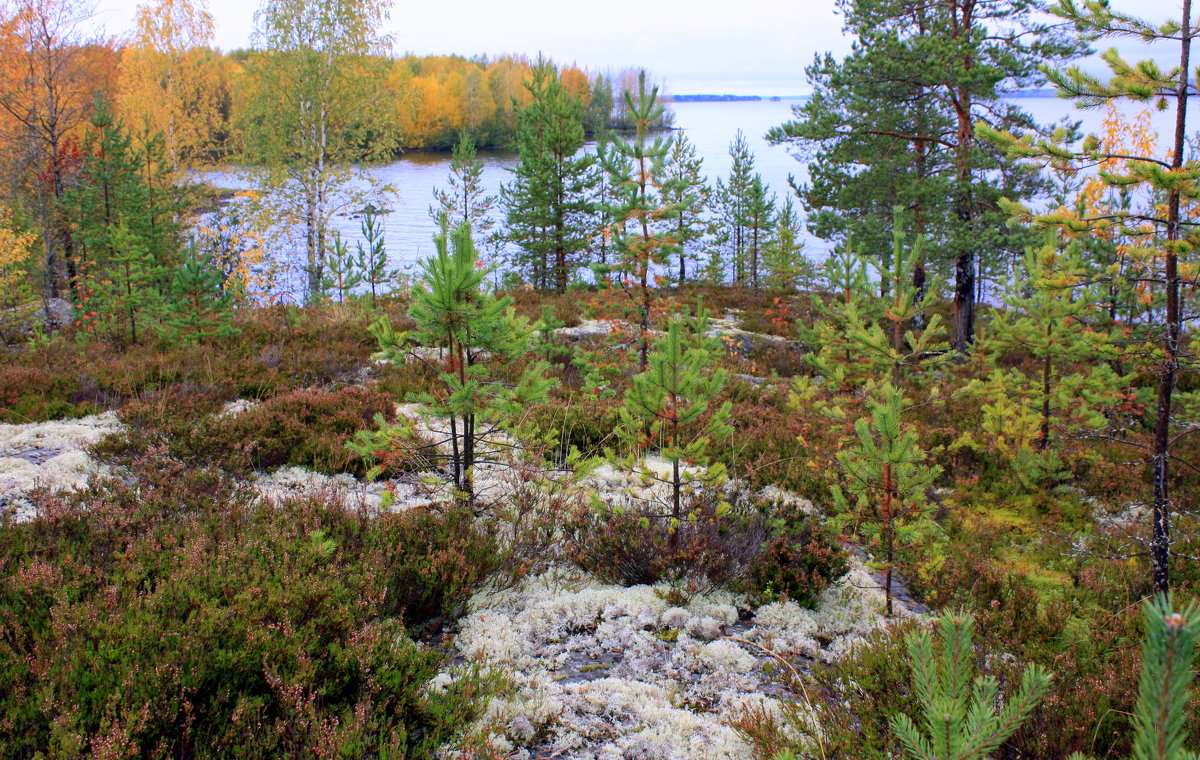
89, 0, 1189, 96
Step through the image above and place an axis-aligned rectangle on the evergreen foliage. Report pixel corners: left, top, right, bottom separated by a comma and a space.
980, 0, 1199, 592
713, 131, 758, 286
613, 303, 732, 543
660, 132, 710, 285
598, 70, 677, 369
831, 382, 941, 615
431, 131, 497, 242
66, 98, 182, 346
356, 219, 552, 503
321, 229, 363, 303
161, 243, 239, 345
1128, 594, 1199, 760
762, 197, 814, 291
891, 612, 1052, 759
502, 58, 595, 292
354, 207, 392, 306
772, 0, 1084, 351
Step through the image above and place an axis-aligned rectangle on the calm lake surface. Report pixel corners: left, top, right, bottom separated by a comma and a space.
199, 97, 1190, 280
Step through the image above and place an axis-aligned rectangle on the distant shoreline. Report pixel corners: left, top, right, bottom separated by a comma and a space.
668, 90, 1072, 102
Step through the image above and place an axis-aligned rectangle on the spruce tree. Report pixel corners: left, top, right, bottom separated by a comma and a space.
321, 230, 363, 303
66, 98, 181, 346
355, 208, 391, 306
714, 131, 756, 285
502, 58, 595, 292
161, 243, 239, 345
762, 197, 814, 291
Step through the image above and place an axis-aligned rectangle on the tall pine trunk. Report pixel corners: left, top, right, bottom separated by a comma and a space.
1151, 0, 1190, 592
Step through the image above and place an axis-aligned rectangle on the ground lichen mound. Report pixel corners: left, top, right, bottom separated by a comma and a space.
0, 412, 120, 521
448, 555, 916, 759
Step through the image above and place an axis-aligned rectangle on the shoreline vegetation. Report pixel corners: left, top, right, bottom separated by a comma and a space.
0, 0, 1198, 757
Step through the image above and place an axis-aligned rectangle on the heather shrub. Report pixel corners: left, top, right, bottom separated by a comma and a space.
0, 463, 495, 758
97, 385, 403, 478
734, 501, 847, 608
0, 364, 100, 422
226, 385, 402, 477
565, 498, 765, 593
374, 502, 505, 633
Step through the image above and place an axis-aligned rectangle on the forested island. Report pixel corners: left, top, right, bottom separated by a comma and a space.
0, 0, 1197, 758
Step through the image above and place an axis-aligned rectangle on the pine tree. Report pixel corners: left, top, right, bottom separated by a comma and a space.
502, 58, 595, 292
977, 241, 1120, 452
321, 230, 362, 303
715, 131, 756, 285
800, 243, 882, 389
831, 381, 941, 615
66, 98, 181, 346
762, 197, 814, 291
891, 611, 1052, 759
660, 133, 710, 285
771, 0, 1083, 352
599, 70, 677, 370
1128, 594, 1199, 760
161, 243, 239, 345
431, 131, 497, 242
980, 0, 1199, 592
355, 208, 391, 306
615, 303, 732, 551
356, 219, 552, 503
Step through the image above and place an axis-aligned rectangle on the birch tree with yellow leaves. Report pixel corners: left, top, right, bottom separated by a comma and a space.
117, 0, 223, 171
240, 0, 394, 299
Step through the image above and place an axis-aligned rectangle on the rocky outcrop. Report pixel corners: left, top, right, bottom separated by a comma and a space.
0, 297, 74, 342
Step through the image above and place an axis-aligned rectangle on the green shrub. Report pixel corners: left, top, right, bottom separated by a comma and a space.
735, 502, 848, 607
96, 385, 402, 478
0, 462, 496, 759
565, 498, 766, 593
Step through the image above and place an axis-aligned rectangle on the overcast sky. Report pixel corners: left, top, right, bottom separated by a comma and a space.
89, 0, 1190, 96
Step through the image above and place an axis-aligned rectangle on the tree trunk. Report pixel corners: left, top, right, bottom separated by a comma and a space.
1151, 0, 1191, 593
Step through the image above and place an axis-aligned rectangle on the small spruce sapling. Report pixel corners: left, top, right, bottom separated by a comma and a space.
355, 208, 393, 306
430, 131, 498, 243
891, 612, 1052, 760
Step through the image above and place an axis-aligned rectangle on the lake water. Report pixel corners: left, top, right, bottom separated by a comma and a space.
199, 97, 1190, 283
